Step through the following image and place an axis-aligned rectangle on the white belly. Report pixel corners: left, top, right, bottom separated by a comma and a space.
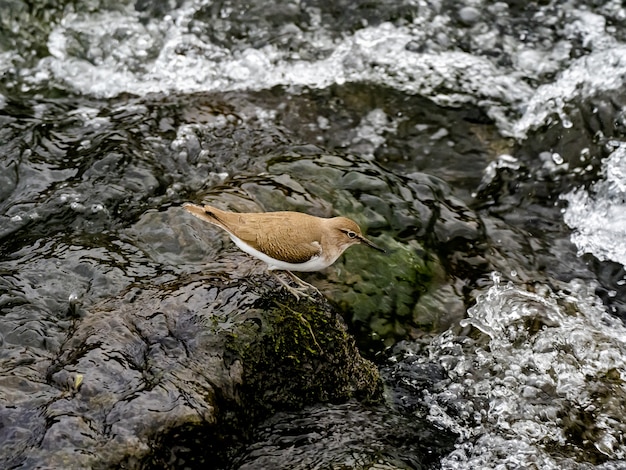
230, 235, 331, 272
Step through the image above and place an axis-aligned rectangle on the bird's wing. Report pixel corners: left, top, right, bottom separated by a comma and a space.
231, 213, 323, 264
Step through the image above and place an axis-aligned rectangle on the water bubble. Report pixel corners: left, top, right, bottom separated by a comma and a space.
70, 202, 86, 212
317, 115, 330, 130
579, 148, 590, 161
431, 127, 449, 140
458, 7, 481, 26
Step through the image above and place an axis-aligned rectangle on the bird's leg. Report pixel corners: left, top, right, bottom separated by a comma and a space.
285, 271, 323, 298
270, 271, 308, 300
270, 271, 321, 300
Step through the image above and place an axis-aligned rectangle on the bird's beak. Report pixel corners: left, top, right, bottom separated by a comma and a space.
359, 235, 385, 253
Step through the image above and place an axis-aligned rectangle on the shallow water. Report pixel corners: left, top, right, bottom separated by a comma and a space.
2, 0, 626, 468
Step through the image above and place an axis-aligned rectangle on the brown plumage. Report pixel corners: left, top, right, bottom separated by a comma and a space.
183, 203, 383, 271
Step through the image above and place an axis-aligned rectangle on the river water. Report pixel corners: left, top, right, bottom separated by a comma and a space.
2, 0, 626, 469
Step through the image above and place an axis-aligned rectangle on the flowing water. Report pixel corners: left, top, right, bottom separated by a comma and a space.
2, 0, 626, 468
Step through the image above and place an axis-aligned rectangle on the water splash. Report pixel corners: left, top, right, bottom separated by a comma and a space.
562, 143, 626, 267
22, 4, 534, 135
412, 276, 626, 468
514, 46, 626, 139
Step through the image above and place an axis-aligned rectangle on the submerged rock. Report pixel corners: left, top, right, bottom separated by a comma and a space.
232, 400, 457, 470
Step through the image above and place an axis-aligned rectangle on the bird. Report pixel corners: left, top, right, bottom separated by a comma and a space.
182, 202, 384, 299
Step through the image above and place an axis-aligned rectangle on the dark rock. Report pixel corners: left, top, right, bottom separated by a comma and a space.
232, 401, 457, 469
3, 275, 380, 468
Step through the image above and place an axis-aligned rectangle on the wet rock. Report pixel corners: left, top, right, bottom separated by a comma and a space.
232, 401, 457, 469
3, 276, 380, 468
255, 84, 505, 199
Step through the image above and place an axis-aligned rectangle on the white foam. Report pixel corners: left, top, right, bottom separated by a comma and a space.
8, 1, 626, 141
563, 143, 626, 267
514, 46, 626, 139
21, 6, 534, 134
423, 275, 626, 467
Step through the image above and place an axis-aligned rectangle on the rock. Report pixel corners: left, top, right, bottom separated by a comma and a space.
232, 401, 457, 469
4, 275, 380, 468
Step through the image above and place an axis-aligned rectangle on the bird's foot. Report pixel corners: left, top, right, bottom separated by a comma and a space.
285, 271, 324, 297
271, 271, 322, 300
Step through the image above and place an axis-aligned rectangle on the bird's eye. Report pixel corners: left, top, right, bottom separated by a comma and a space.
346, 231, 357, 239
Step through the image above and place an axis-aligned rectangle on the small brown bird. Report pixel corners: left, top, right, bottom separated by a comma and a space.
183, 203, 384, 298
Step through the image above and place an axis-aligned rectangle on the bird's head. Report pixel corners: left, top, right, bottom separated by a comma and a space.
328, 217, 385, 253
